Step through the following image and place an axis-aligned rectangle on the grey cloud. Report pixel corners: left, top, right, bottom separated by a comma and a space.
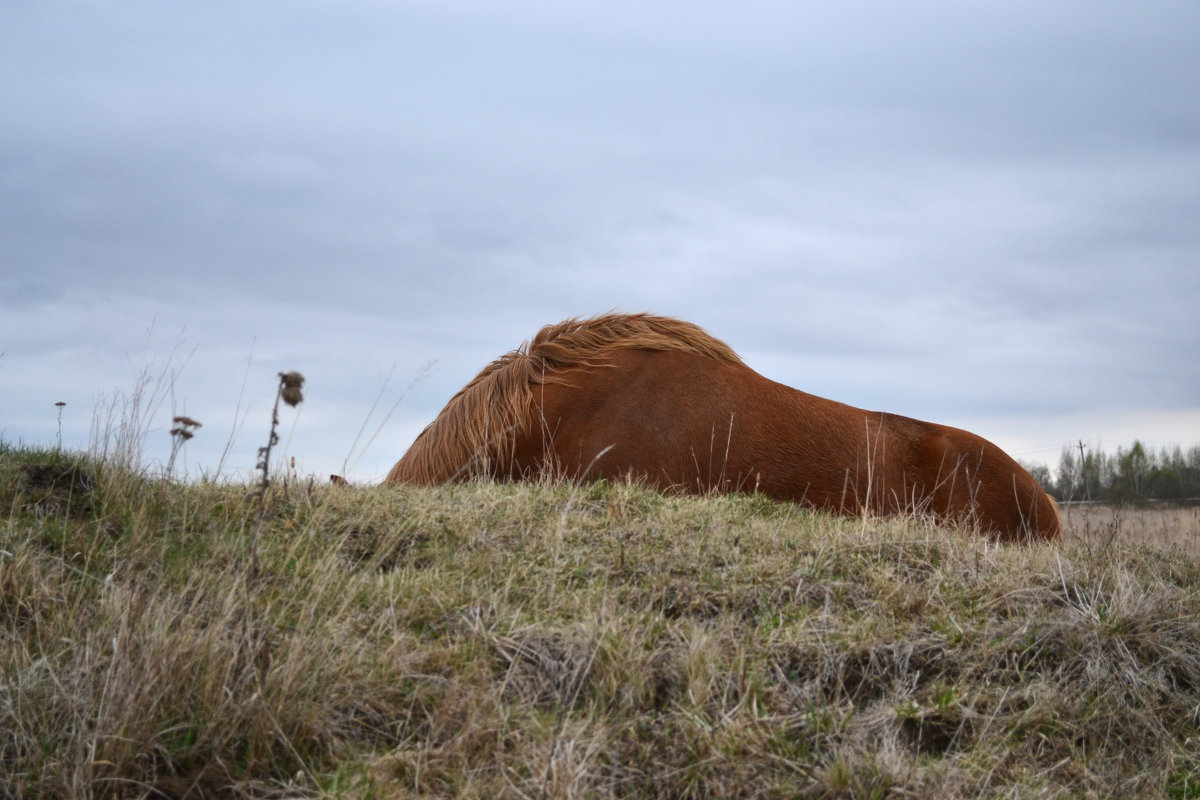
2, 1, 1197, 479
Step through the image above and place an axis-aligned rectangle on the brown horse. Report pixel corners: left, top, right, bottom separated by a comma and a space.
386, 313, 1060, 542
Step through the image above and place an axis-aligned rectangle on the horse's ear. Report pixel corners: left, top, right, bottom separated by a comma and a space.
330, 474, 348, 486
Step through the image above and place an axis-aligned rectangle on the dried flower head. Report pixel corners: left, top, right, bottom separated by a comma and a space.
169, 415, 201, 443
279, 371, 305, 407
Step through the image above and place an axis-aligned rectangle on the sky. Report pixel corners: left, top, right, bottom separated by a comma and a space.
2, 0, 1198, 484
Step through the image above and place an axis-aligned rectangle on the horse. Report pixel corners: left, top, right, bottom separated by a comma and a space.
385, 313, 1061, 542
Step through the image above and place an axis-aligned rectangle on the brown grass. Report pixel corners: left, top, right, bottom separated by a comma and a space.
1063, 503, 1200, 556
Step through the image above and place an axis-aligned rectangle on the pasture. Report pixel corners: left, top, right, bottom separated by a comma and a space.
2, 448, 1199, 799
1063, 502, 1200, 557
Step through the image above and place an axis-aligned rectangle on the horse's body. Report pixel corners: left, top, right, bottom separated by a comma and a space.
386, 313, 1060, 542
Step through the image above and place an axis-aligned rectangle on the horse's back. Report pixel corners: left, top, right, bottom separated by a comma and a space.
518, 348, 1060, 541
511, 348, 790, 490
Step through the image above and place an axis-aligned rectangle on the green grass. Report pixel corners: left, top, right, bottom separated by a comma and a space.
2, 443, 1199, 798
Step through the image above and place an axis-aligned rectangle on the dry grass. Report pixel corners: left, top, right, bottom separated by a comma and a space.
1063, 503, 1200, 556
2, 446, 1199, 799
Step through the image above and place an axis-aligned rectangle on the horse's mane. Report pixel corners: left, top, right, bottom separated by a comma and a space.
387, 313, 743, 483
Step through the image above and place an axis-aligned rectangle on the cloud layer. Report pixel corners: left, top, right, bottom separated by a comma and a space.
3, 1, 1198, 480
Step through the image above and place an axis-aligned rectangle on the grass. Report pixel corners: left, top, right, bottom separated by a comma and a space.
2, 443, 1200, 799
1063, 502, 1200, 556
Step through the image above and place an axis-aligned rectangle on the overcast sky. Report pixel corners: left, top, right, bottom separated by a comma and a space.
2, 0, 1198, 483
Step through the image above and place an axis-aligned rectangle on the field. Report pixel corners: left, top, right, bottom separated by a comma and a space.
1062, 503, 1200, 556
2, 447, 1199, 799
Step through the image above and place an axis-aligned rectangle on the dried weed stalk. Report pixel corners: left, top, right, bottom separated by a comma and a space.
164, 415, 201, 482
54, 401, 66, 452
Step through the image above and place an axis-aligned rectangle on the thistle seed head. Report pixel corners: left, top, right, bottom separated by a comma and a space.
279, 371, 305, 407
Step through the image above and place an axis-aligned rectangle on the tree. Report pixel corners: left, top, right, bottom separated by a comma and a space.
1022, 460, 1057, 497
1057, 446, 1079, 500
1145, 466, 1183, 499
1116, 440, 1149, 498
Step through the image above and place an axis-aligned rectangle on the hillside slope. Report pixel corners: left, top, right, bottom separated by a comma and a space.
2, 449, 1199, 798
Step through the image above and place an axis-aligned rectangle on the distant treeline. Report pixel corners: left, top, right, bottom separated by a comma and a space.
1021, 441, 1200, 503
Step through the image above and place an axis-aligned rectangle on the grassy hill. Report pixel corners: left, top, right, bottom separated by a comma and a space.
2, 445, 1199, 798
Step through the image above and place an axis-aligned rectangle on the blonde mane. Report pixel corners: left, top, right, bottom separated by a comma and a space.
386, 313, 743, 484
